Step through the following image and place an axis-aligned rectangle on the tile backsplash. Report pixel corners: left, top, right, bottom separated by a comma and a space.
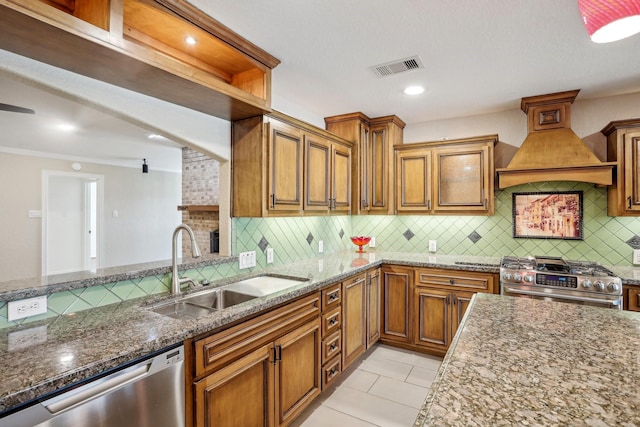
3, 181, 639, 328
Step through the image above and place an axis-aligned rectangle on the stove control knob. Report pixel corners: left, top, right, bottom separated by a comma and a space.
524, 274, 534, 283
581, 279, 592, 289
513, 273, 523, 282
593, 281, 605, 292
502, 272, 512, 281
607, 282, 620, 293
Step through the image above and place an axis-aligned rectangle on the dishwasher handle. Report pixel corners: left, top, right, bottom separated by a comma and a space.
44, 364, 151, 414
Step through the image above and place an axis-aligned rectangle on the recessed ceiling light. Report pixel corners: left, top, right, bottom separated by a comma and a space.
404, 86, 425, 95
185, 36, 197, 45
57, 123, 76, 132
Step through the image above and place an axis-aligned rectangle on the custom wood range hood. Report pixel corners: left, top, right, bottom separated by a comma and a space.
496, 90, 616, 189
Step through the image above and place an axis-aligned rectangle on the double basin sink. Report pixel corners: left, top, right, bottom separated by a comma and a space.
150, 274, 308, 320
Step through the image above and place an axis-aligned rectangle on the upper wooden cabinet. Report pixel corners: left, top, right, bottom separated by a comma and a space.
395, 135, 497, 215
232, 111, 353, 217
603, 119, 640, 216
325, 113, 405, 215
0, 0, 280, 121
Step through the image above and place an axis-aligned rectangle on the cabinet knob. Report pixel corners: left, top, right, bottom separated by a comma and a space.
329, 318, 338, 326
449, 278, 455, 285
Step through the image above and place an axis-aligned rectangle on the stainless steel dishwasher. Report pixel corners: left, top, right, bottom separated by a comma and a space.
0, 345, 185, 427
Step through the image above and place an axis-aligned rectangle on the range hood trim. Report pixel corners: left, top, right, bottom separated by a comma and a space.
496, 89, 615, 189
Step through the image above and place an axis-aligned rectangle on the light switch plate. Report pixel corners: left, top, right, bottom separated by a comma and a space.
318, 241, 324, 253
428, 240, 437, 252
266, 247, 274, 264
239, 251, 257, 269
634, 249, 640, 265
369, 237, 376, 248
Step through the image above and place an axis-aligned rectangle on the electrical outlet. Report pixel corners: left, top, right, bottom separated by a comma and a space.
369, 237, 376, 248
428, 240, 437, 252
318, 241, 324, 253
8, 295, 47, 321
266, 247, 274, 264
248, 251, 256, 268
634, 249, 640, 265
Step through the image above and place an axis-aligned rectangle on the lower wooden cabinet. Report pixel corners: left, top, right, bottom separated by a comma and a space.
366, 268, 381, 347
624, 285, 640, 311
380, 265, 413, 344
342, 273, 367, 369
189, 293, 321, 427
320, 283, 343, 390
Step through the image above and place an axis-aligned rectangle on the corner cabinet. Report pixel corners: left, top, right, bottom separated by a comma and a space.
603, 119, 640, 216
232, 111, 353, 217
395, 135, 497, 215
324, 113, 405, 215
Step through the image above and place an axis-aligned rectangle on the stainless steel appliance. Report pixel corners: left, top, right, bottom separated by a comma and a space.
500, 255, 622, 309
0, 345, 185, 427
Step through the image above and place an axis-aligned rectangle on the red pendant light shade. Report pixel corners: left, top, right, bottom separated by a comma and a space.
578, 0, 640, 42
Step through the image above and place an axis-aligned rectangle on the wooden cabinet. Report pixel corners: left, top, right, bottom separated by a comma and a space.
1, 0, 279, 121
324, 113, 405, 215
603, 119, 640, 216
413, 268, 496, 355
380, 265, 413, 344
395, 135, 497, 215
624, 285, 640, 311
342, 273, 367, 369
366, 268, 381, 347
188, 293, 321, 427
304, 135, 352, 213
320, 283, 343, 389
233, 111, 353, 217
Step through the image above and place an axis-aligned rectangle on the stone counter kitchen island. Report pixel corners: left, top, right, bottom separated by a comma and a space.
415, 293, 640, 426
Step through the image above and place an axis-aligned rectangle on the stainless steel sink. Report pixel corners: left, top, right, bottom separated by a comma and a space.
183, 288, 257, 309
150, 288, 257, 319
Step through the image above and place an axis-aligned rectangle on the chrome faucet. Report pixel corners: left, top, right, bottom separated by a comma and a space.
171, 224, 202, 295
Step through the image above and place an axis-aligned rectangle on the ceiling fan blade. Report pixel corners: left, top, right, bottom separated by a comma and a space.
0, 103, 35, 114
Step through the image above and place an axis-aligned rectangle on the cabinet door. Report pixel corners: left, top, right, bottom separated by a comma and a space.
452, 291, 474, 332
414, 287, 450, 352
366, 268, 381, 347
360, 123, 371, 212
274, 318, 321, 427
268, 120, 303, 211
623, 131, 640, 212
304, 135, 331, 211
194, 343, 274, 427
627, 287, 640, 311
331, 142, 352, 213
432, 144, 490, 213
342, 274, 367, 369
381, 266, 412, 343
369, 126, 389, 211
396, 149, 432, 212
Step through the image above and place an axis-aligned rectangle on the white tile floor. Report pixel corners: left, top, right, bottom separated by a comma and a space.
291, 344, 443, 427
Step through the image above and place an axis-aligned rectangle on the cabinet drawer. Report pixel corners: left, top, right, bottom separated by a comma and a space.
416, 268, 495, 293
321, 283, 342, 312
321, 330, 342, 364
322, 356, 342, 390
194, 292, 320, 377
321, 306, 341, 337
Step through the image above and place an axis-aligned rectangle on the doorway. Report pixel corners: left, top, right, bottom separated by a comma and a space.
42, 171, 104, 275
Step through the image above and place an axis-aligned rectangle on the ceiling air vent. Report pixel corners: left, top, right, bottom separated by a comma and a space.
371, 56, 424, 77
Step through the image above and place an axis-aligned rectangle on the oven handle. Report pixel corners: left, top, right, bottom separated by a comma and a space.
502, 286, 622, 306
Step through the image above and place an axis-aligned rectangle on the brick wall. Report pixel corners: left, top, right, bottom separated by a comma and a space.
182, 148, 220, 255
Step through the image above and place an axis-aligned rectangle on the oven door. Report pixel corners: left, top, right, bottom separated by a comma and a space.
501, 284, 622, 310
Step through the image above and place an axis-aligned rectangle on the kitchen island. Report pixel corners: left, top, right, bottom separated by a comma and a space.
415, 293, 640, 426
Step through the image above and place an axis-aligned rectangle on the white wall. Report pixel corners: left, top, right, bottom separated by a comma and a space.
0, 152, 181, 281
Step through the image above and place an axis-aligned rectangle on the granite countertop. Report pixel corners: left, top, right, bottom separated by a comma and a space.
415, 293, 640, 426
0, 251, 500, 413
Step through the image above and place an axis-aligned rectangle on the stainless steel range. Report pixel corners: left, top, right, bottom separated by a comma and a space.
500, 255, 622, 309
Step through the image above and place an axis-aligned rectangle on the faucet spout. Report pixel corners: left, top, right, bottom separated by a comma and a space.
171, 224, 202, 295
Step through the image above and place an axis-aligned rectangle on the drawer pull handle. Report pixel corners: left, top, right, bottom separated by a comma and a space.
328, 292, 339, 302
328, 367, 339, 379
329, 318, 338, 326
329, 343, 337, 351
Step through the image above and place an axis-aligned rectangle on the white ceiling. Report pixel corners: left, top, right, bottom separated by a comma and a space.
2, 0, 640, 167
193, 0, 640, 126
